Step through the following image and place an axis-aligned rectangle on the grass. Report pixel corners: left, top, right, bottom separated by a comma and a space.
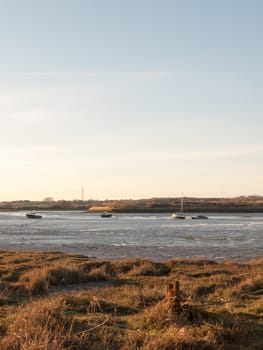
0, 251, 262, 349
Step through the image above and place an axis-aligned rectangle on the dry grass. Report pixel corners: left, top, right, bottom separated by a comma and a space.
0, 251, 262, 349
0, 296, 71, 350
24, 267, 49, 296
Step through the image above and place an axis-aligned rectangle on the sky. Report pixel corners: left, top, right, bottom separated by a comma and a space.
0, 0, 263, 200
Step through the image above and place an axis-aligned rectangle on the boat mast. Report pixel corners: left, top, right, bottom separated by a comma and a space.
81, 186, 84, 202
180, 195, 184, 212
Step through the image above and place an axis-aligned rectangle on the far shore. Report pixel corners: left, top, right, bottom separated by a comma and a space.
1, 196, 263, 213
1, 207, 263, 213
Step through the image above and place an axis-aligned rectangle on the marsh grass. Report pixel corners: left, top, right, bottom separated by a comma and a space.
25, 267, 49, 296
19, 261, 113, 296
0, 251, 262, 349
0, 296, 72, 350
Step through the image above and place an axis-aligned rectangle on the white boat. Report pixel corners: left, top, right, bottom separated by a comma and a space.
172, 197, 186, 219
172, 213, 186, 219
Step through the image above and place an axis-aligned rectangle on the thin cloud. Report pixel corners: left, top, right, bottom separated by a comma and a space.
5, 143, 260, 161
21, 70, 178, 79
86, 144, 263, 161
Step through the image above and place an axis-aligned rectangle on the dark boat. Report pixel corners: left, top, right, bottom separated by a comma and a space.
26, 212, 42, 219
100, 212, 112, 218
191, 215, 208, 220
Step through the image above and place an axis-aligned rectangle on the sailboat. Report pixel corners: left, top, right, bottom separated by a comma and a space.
172, 197, 186, 219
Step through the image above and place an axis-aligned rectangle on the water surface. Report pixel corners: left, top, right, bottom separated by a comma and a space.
0, 211, 262, 261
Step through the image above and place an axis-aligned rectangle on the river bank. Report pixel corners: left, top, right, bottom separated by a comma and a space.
1, 196, 263, 213
0, 251, 262, 349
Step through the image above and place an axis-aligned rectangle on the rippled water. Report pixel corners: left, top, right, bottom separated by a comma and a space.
0, 211, 262, 261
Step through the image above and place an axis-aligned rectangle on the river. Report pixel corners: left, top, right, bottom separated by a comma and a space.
0, 211, 262, 262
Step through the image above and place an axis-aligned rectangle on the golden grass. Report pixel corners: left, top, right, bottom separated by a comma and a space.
0, 251, 262, 349
24, 267, 49, 296
1, 296, 71, 350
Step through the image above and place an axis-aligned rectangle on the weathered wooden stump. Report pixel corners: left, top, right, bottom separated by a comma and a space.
167, 280, 181, 322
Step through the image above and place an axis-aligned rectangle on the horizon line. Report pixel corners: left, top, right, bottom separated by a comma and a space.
1, 194, 263, 202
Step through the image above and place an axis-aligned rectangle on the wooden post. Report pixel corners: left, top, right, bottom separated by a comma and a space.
174, 280, 181, 317
167, 283, 174, 321
174, 280, 180, 307
167, 281, 181, 322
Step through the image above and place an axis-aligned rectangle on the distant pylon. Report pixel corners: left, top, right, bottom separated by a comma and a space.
81, 186, 84, 201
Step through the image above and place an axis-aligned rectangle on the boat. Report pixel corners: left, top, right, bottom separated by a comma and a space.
191, 215, 208, 220
172, 213, 186, 219
26, 212, 42, 219
172, 197, 186, 219
100, 212, 112, 218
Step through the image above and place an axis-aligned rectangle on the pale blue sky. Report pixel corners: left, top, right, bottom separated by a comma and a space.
0, 0, 262, 200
